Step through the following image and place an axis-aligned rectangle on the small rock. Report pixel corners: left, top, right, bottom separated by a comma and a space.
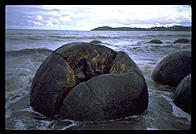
173, 38, 190, 44
148, 39, 162, 44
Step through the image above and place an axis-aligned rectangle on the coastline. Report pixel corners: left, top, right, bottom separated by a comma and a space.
91, 25, 191, 31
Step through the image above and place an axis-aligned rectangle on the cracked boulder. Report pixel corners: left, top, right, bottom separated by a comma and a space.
30, 42, 148, 121
152, 50, 191, 87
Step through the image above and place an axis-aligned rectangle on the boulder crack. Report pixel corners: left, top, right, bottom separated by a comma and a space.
54, 52, 68, 62
85, 81, 105, 104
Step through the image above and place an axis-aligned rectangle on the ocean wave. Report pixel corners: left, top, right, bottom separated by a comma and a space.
95, 33, 189, 39
48, 35, 78, 39
15, 120, 26, 130
52, 35, 115, 40
7, 35, 120, 41
6, 48, 53, 56
94, 34, 190, 40
7, 33, 191, 42
7, 35, 45, 41
145, 34, 190, 38
26, 36, 44, 40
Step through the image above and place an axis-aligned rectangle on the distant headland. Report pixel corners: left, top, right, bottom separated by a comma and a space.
91, 25, 191, 31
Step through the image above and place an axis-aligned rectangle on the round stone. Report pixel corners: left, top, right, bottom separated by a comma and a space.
148, 39, 162, 44
173, 38, 190, 44
152, 50, 191, 87
174, 74, 191, 114
30, 42, 148, 121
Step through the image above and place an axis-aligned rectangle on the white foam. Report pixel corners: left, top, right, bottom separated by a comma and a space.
124, 115, 140, 119
102, 43, 119, 51
28, 106, 47, 117
6, 88, 29, 108
147, 127, 159, 130
6, 109, 12, 119
160, 94, 191, 122
15, 120, 26, 130
18, 106, 34, 113
59, 119, 77, 130
5, 89, 30, 122
34, 119, 77, 130
148, 88, 171, 96
171, 101, 191, 122
149, 88, 191, 122
37, 120, 53, 130
25, 58, 35, 68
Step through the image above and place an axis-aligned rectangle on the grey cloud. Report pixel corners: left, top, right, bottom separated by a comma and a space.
6, 5, 191, 30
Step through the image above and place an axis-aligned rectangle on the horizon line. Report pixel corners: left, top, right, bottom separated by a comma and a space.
5, 24, 192, 31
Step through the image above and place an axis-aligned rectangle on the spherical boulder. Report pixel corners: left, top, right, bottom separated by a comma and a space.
148, 39, 162, 44
174, 74, 191, 114
30, 42, 148, 121
174, 38, 190, 44
89, 40, 102, 44
152, 50, 191, 87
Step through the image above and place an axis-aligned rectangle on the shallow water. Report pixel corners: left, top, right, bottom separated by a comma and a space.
5, 29, 191, 130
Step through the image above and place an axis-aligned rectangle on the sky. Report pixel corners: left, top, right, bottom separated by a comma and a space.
6, 5, 191, 30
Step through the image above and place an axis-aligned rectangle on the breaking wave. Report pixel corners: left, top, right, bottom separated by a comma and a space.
6, 48, 53, 56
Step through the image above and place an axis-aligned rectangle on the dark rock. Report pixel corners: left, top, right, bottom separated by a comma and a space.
152, 50, 191, 87
30, 42, 148, 121
89, 40, 102, 44
59, 72, 148, 121
174, 74, 191, 114
174, 38, 190, 44
148, 39, 162, 44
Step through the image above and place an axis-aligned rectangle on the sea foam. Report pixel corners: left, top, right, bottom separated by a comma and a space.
160, 94, 191, 122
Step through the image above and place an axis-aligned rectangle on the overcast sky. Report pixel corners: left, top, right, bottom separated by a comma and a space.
6, 5, 191, 30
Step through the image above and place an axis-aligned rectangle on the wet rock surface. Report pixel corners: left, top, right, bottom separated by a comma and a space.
148, 39, 162, 44
152, 50, 191, 87
174, 74, 191, 114
30, 42, 148, 121
89, 40, 102, 44
59, 72, 148, 121
174, 38, 190, 44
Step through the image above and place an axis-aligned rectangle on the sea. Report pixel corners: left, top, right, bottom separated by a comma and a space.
5, 29, 191, 130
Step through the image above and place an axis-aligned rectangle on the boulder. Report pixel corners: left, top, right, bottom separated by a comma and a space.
174, 74, 191, 114
148, 39, 162, 44
30, 42, 148, 121
174, 38, 190, 44
152, 50, 191, 87
89, 40, 102, 44
59, 58, 148, 121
